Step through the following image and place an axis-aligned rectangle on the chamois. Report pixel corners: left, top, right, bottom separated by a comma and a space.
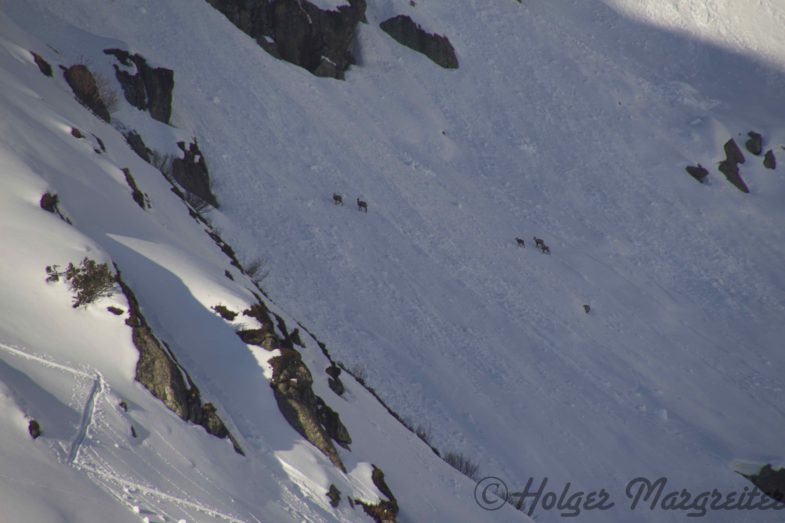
332, 193, 344, 206
516, 238, 525, 248
533, 237, 545, 250
356, 197, 368, 212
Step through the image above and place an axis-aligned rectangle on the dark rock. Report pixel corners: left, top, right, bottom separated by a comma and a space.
28, 419, 42, 439
172, 140, 218, 208
269, 348, 350, 471
745, 131, 763, 156
104, 49, 174, 124
70, 127, 84, 139
328, 376, 345, 396
92, 134, 106, 152
355, 465, 399, 523
327, 484, 341, 508
685, 163, 708, 183
31, 51, 52, 77
242, 303, 278, 350
742, 464, 785, 503
121, 168, 148, 209
63, 65, 111, 122
764, 149, 776, 169
123, 130, 152, 163
723, 138, 746, 165
115, 268, 243, 454
224, 269, 234, 280
107, 305, 125, 315
718, 161, 750, 193
212, 304, 238, 321
290, 328, 304, 348
204, 0, 367, 80
380, 15, 458, 69
119, 400, 128, 412
130, 425, 137, 438
40, 192, 59, 213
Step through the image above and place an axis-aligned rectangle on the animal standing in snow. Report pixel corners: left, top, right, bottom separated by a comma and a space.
541, 245, 550, 255
332, 193, 344, 206
533, 237, 545, 250
516, 238, 525, 248
356, 197, 368, 213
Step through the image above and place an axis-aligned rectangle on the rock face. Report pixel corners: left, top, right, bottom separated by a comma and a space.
205, 0, 367, 79
269, 348, 352, 471
104, 49, 174, 124
31, 51, 52, 77
116, 269, 243, 454
380, 15, 459, 69
685, 163, 708, 183
171, 140, 218, 208
124, 130, 152, 163
356, 465, 399, 523
63, 65, 111, 122
745, 131, 763, 156
718, 139, 749, 193
743, 464, 785, 502
764, 149, 777, 169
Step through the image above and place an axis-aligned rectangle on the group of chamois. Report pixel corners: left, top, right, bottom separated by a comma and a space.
516, 236, 550, 255
333, 193, 367, 212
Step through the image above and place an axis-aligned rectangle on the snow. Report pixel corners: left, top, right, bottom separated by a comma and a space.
1, 0, 784, 521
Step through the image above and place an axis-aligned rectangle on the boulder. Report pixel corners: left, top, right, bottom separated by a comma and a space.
764, 149, 776, 170
204, 0, 367, 80
380, 15, 458, 69
685, 164, 708, 183
171, 140, 218, 208
745, 131, 763, 156
104, 49, 174, 124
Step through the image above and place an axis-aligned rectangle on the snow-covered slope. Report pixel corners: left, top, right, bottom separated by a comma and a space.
2, 0, 785, 521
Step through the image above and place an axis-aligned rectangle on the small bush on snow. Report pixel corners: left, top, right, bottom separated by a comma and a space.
46, 257, 116, 308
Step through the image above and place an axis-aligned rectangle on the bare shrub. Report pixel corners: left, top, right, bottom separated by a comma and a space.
150, 150, 175, 180
94, 71, 120, 113
444, 451, 480, 480
245, 257, 269, 285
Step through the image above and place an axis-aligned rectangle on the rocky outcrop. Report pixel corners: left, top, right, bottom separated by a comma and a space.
116, 269, 243, 454
104, 49, 174, 124
380, 15, 458, 69
718, 139, 749, 193
270, 348, 351, 471
742, 464, 785, 502
63, 65, 111, 122
745, 131, 763, 156
764, 149, 776, 169
124, 130, 152, 163
204, 0, 367, 79
355, 465, 399, 523
121, 168, 149, 209
685, 163, 708, 183
171, 140, 218, 208
31, 51, 52, 77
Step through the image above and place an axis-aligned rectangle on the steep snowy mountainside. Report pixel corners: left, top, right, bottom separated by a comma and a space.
0, 8, 522, 523
2, 0, 785, 521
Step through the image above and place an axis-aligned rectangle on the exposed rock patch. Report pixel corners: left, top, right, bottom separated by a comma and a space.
764, 149, 777, 169
116, 268, 243, 454
745, 131, 763, 156
28, 419, 42, 439
742, 464, 785, 503
355, 465, 399, 523
104, 49, 174, 124
685, 163, 708, 183
31, 51, 52, 77
63, 65, 111, 122
121, 168, 149, 209
172, 140, 218, 208
123, 130, 152, 163
204, 0, 367, 79
718, 139, 749, 193
380, 15, 458, 69
269, 348, 351, 471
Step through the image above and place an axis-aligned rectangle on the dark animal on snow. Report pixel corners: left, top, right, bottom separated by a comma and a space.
333, 193, 344, 206
516, 238, 525, 248
357, 198, 368, 212
533, 237, 545, 250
